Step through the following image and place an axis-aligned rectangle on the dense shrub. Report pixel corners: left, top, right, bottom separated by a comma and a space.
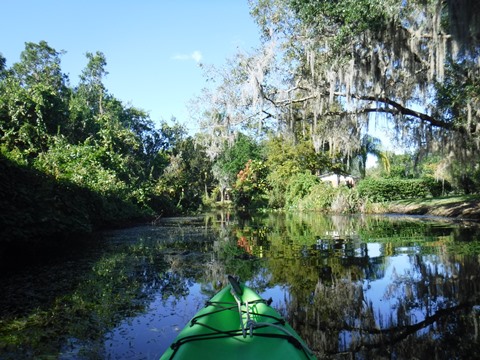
357, 178, 430, 202
0, 155, 151, 243
330, 187, 362, 214
297, 182, 362, 213
285, 171, 319, 209
267, 184, 287, 209
34, 137, 128, 196
302, 182, 337, 210
232, 160, 269, 209
422, 176, 452, 197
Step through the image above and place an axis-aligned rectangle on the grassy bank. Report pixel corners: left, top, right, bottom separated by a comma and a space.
370, 195, 480, 220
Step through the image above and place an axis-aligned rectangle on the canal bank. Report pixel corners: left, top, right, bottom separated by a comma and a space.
370, 195, 480, 221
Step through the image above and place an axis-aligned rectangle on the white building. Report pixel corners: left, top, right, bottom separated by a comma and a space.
318, 173, 356, 188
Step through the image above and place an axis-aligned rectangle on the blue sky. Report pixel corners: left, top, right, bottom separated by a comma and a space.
1, 0, 260, 131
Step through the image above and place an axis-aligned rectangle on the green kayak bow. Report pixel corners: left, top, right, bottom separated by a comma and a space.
160, 276, 316, 359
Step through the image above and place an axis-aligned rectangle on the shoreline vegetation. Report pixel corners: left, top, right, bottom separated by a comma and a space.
0, 152, 480, 245
0, 156, 151, 245
1, 153, 478, 247
369, 195, 480, 221
2, 37, 480, 247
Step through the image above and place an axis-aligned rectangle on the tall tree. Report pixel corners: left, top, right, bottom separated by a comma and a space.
242, 0, 479, 180
78, 51, 108, 116
68, 51, 109, 142
0, 53, 9, 133
192, 48, 278, 159
0, 53, 6, 78
0, 41, 70, 154
215, 133, 262, 182
356, 135, 390, 179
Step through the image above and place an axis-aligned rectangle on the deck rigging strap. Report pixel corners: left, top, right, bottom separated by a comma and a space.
229, 283, 314, 357
167, 289, 313, 359
167, 329, 313, 360
193, 298, 276, 326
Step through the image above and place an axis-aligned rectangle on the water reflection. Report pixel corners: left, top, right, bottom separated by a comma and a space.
0, 213, 479, 359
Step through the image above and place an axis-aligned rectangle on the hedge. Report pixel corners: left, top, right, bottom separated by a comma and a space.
357, 178, 431, 202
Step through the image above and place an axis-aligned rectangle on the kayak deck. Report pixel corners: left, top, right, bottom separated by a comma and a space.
160, 277, 315, 359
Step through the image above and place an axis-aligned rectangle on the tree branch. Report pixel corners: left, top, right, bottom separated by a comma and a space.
352, 94, 454, 130
269, 88, 455, 131
277, 94, 318, 105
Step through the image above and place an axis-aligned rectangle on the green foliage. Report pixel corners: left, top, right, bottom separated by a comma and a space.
264, 135, 332, 208
232, 159, 269, 209
0, 41, 217, 242
34, 136, 128, 195
434, 59, 480, 126
264, 137, 301, 208
211, 132, 262, 204
380, 153, 415, 178
215, 133, 262, 181
292, 0, 392, 43
448, 163, 480, 195
0, 154, 149, 243
330, 187, 362, 214
357, 177, 430, 202
157, 136, 214, 214
285, 171, 319, 209
373, 152, 460, 195
353, 135, 390, 178
295, 181, 336, 211
421, 176, 452, 197
0, 42, 70, 156
293, 181, 362, 213
265, 136, 322, 179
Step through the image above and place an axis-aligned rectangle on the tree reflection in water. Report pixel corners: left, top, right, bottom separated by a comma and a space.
231, 213, 480, 359
1, 213, 479, 359
124, 212, 480, 359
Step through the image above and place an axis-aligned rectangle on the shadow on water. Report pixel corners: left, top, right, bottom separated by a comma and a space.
0, 235, 107, 318
1, 212, 480, 359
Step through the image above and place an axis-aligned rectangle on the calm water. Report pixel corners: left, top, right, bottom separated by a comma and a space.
1, 213, 480, 359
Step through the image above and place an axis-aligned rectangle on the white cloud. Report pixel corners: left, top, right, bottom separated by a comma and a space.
172, 50, 203, 63
191, 50, 202, 63
172, 54, 190, 61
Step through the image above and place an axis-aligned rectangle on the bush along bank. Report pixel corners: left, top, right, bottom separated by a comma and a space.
356, 177, 445, 202
0, 155, 152, 244
278, 176, 466, 217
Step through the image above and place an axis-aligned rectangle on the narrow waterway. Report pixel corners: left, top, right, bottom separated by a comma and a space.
1, 213, 480, 359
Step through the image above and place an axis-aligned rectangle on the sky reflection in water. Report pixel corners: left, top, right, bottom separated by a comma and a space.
104, 283, 207, 359
101, 214, 480, 359
1, 214, 480, 359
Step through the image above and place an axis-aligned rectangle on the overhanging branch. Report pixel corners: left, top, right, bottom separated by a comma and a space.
267, 89, 456, 131
352, 94, 454, 130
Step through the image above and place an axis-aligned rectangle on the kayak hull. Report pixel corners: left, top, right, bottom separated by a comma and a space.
160, 281, 315, 359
